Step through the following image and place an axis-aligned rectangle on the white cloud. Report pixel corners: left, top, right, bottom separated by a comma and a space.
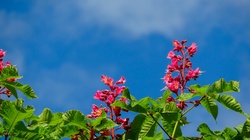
0, 1, 249, 45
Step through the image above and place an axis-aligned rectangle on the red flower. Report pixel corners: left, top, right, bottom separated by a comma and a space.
177, 101, 187, 110
167, 80, 179, 94
87, 104, 108, 118
187, 43, 197, 56
115, 76, 126, 84
173, 40, 182, 51
185, 68, 202, 81
0, 49, 6, 58
101, 75, 114, 88
167, 51, 176, 59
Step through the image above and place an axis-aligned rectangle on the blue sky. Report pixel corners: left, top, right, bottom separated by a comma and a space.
0, 0, 250, 137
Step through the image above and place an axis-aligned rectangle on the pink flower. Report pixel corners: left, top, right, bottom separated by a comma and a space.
94, 90, 106, 101
101, 75, 114, 88
0, 61, 4, 72
115, 76, 126, 84
187, 43, 197, 56
177, 101, 187, 110
106, 95, 115, 105
6, 62, 11, 66
167, 51, 175, 59
167, 96, 174, 102
114, 86, 126, 97
87, 104, 108, 118
119, 97, 127, 103
167, 80, 180, 94
173, 40, 182, 51
0, 49, 6, 58
185, 68, 202, 81
163, 72, 172, 83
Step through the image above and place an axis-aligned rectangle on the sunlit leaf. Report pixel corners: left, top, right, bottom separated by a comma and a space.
197, 123, 215, 136
139, 112, 161, 137
208, 78, 240, 94
0, 99, 34, 133
175, 93, 194, 101
2, 81, 37, 99
11, 121, 44, 140
189, 84, 210, 96
216, 94, 243, 114
200, 97, 218, 121
62, 110, 87, 128
0, 65, 22, 81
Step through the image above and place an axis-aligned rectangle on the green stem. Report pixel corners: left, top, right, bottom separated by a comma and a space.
182, 105, 195, 116
172, 120, 179, 138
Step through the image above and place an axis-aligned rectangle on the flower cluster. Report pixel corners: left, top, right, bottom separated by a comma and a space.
86, 75, 130, 140
163, 40, 202, 110
0, 49, 16, 98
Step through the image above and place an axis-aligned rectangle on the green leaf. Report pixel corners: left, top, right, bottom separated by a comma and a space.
175, 93, 194, 101
0, 121, 5, 136
62, 110, 87, 128
2, 81, 37, 99
189, 84, 210, 96
200, 96, 218, 121
32, 108, 63, 126
10, 121, 44, 140
162, 102, 181, 113
242, 117, 250, 138
197, 123, 215, 136
139, 131, 164, 140
136, 97, 159, 111
57, 125, 82, 138
162, 120, 182, 138
0, 65, 22, 81
208, 78, 240, 94
0, 99, 34, 133
221, 127, 237, 139
94, 118, 118, 131
216, 94, 243, 114
123, 88, 137, 102
139, 113, 161, 137
126, 114, 146, 139
111, 100, 127, 110
158, 90, 172, 104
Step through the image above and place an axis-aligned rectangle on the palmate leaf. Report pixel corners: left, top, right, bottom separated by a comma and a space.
2, 81, 37, 99
0, 99, 34, 133
207, 78, 240, 94
200, 96, 218, 121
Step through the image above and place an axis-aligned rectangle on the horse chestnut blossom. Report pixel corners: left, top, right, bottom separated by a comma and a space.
163, 40, 202, 110
88, 75, 130, 139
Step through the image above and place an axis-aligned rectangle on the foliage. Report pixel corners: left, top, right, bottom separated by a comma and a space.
0, 41, 248, 140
